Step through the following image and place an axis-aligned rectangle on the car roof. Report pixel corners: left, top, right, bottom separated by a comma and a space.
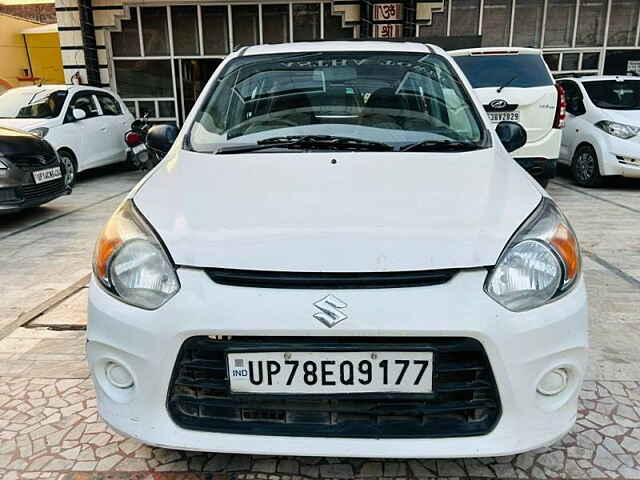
449, 47, 542, 56
5, 84, 114, 94
238, 41, 442, 57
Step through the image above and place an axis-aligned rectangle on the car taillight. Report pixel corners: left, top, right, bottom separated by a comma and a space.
125, 131, 143, 147
553, 84, 566, 129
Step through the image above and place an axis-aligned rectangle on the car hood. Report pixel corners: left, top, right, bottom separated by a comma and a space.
0, 118, 50, 132
0, 126, 54, 157
134, 148, 542, 271
600, 108, 640, 127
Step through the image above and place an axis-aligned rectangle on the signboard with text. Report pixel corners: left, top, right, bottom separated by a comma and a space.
373, 3, 403, 21
374, 23, 403, 38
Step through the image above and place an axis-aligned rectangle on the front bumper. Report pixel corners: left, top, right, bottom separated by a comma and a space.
593, 134, 640, 178
87, 267, 588, 458
0, 160, 69, 213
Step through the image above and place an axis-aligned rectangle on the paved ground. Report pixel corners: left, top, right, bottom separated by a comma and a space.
0, 169, 639, 479
0, 166, 143, 339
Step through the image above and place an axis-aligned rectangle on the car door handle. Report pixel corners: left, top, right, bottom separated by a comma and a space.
99, 127, 108, 132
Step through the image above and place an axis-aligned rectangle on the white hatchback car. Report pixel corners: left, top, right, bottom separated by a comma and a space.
451, 48, 565, 187
89, 42, 587, 458
0, 85, 133, 185
557, 76, 640, 186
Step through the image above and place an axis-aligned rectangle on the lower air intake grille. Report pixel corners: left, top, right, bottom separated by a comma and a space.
21, 178, 66, 201
167, 336, 501, 438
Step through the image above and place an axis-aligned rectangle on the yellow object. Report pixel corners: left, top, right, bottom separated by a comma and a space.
0, 13, 64, 92
23, 25, 65, 84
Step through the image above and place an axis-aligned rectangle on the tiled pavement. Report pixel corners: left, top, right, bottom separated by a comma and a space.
1, 173, 640, 479
0, 371, 639, 479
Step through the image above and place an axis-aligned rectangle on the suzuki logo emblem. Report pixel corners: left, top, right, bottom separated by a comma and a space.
489, 99, 508, 110
313, 295, 348, 328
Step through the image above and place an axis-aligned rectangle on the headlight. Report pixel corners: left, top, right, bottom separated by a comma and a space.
595, 120, 640, 139
0, 159, 7, 169
485, 198, 581, 312
93, 199, 180, 309
29, 127, 49, 138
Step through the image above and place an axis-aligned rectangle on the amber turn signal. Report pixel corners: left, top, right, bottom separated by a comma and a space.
550, 223, 580, 283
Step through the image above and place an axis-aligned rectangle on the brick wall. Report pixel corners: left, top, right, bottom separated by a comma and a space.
0, 3, 56, 23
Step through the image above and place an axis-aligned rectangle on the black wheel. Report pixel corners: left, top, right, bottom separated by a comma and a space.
58, 150, 77, 187
572, 145, 603, 187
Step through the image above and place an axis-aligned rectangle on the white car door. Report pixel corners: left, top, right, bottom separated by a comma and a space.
558, 80, 586, 164
95, 92, 131, 164
56, 91, 110, 171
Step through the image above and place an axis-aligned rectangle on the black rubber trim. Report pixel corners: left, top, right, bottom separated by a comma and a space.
483, 103, 519, 112
205, 268, 459, 289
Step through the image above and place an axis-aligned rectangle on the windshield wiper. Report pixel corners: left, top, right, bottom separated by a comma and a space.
497, 75, 518, 93
215, 135, 394, 154
401, 139, 482, 153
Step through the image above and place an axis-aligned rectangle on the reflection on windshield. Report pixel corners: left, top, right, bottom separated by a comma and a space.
189, 52, 486, 153
0, 90, 67, 119
584, 80, 640, 110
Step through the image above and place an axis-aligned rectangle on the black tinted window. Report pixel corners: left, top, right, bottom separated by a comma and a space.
558, 80, 585, 115
454, 54, 554, 88
583, 80, 640, 110
97, 93, 122, 115
66, 92, 100, 121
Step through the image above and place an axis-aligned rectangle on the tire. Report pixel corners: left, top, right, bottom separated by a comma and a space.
572, 145, 603, 187
58, 150, 77, 188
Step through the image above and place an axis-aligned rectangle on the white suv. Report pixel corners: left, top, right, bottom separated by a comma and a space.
0, 85, 134, 185
451, 48, 565, 187
557, 76, 640, 186
88, 42, 587, 458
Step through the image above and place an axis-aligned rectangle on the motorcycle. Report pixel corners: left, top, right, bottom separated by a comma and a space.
145, 124, 179, 167
124, 115, 152, 170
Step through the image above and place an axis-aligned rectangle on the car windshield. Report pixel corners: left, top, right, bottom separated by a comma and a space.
188, 51, 486, 152
0, 89, 67, 119
454, 54, 554, 89
583, 80, 640, 110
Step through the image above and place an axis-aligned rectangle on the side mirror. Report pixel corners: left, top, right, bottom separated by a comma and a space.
72, 108, 87, 121
495, 121, 527, 153
146, 124, 179, 154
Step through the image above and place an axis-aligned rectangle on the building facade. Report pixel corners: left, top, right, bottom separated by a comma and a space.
54, 0, 640, 124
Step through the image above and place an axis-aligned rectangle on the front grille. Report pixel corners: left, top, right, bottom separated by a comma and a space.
167, 336, 501, 438
205, 268, 459, 289
20, 178, 66, 201
9, 154, 58, 171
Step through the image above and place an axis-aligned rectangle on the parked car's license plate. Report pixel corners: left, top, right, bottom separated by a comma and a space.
132, 144, 146, 154
32, 166, 62, 184
488, 111, 520, 123
227, 351, 433, 394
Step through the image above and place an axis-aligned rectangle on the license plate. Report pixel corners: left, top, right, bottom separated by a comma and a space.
32, 166, 62, 184
488, 111, 520, 123
133, 144, 146, 154
228, 351, 433, 394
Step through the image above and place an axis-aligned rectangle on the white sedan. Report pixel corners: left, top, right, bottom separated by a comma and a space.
0, 85, 134, 185
558, 76, 640, 186
88, 41, 587, 458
